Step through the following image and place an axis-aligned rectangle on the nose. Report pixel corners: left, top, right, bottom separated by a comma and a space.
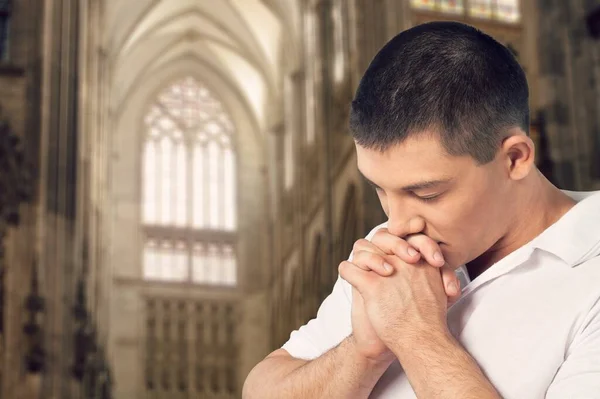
386, 199, 425, 238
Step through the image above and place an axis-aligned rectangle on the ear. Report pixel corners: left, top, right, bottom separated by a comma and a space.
500, 131, 535, 181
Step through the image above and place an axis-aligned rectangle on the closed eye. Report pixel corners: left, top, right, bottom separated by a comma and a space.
415, 193, 441, 202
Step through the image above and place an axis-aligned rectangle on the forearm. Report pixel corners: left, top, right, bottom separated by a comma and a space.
243, 335, 391, 399
391, 330, 501, 399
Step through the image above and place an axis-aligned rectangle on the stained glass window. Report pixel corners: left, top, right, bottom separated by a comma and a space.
411, 0, 437, 11
468, 0, 493, 19
440, 0, 464, 14
411, 0, 520, 23
469, 0, 520, 22
142, 76, 237, 286
495, 0, 520, 23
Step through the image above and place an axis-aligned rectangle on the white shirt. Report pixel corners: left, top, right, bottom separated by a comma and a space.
282, 190, 600, 398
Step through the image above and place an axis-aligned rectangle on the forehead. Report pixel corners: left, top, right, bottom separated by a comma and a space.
355, 136, 473, 186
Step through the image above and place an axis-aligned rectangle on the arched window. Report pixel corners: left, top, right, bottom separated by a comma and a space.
469, 0, 520, 22
410, 0, 520, 23
142, 77, 237, 286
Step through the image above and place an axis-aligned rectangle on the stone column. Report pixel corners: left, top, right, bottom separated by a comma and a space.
38, 0, 82, 397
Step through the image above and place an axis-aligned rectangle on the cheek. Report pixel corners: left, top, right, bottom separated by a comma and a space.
437, 191, 503, 248
427, 192, 490, 239
377, 191, 389, 216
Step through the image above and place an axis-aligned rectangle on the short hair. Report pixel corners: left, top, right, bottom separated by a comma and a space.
350, 21, 529, 164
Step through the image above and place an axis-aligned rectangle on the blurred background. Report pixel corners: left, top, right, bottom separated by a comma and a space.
1, 0, 599, 398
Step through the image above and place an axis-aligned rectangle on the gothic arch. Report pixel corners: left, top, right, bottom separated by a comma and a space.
109, 56, 266, 283
139, 76, 238, 285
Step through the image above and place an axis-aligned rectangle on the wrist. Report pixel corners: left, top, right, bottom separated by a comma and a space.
389, 325, 454, 358
346, 335, 396, 370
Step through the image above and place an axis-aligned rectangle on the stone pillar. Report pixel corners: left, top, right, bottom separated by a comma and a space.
37, 0, 82, 397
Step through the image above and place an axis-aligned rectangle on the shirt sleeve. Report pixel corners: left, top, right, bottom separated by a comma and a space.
281, 222, 389, 360
281, 275, 353, 360
545, 298, 600, 398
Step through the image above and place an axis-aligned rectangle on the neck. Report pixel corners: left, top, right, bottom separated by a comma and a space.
466, 169, 576, 280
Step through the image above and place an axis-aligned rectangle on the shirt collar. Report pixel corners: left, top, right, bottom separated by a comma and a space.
530, 190, 600, 267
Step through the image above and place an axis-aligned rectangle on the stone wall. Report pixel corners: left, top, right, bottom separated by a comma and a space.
0, 0, 44, 397
536, 0, 600, 190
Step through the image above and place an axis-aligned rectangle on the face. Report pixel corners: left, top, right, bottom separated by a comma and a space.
356, 134, 515, 269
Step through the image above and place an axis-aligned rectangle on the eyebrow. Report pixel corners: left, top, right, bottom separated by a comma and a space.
359, 171, 453, 192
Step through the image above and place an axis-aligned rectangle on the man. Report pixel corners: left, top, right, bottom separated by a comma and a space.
243, 21, 600, 398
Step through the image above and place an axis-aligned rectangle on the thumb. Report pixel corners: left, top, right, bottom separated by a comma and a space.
441, 265, 461, 298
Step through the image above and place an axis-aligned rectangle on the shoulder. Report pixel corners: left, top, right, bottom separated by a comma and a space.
567, 255, 600, 322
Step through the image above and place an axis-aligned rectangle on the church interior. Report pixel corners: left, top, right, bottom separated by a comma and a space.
1, 0, 600, 398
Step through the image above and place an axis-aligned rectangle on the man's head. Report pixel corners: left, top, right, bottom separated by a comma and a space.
351, 21, 537, 268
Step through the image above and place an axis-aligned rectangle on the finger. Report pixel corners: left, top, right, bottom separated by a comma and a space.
353, 238, 386, 256
371, 229, 422, 263
338, 261, 373, 294
440, 265, 461, 298
352, 250, 394, 276
405, 234, 445, 267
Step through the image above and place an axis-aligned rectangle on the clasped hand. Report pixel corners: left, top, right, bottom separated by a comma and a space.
338, 229, 461, 363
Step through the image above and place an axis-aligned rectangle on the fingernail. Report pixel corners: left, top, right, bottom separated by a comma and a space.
407, 247, 418, 257
433, 251, 444, 262
448, 281, 458, 295
383, 263, 393, 272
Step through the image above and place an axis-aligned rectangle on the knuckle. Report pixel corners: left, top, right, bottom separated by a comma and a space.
353, 249, 366, 261
372, 229, 387, 241
407, 234, 436, 250
355, 251, 377, 270
353, 239, 368, 251
338, 261, 349, 274
393, 241, 407, 255
405, 233, 421, 245
371, 252, 385, 265
379, 258, 389, 270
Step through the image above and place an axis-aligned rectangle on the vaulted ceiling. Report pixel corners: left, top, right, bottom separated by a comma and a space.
106, 0, 300, 130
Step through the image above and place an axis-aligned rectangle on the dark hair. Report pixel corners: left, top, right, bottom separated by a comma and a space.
350, 21, 529, 164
